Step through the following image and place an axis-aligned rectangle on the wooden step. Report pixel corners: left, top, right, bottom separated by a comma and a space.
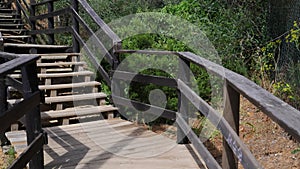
41, 105, 117, 120
37, 61, 86, 67
44, 68, 73, 73
39, 53, 81, 60
4, 43, 68, 49
4, 43, 71, 54
0, 14, 19, 19
0, 9, 16, 13
45, 92, 107, 104
5, 130, 27, 155
0, 18, 21, 23
39, 53, 81, 56
39, 81, 101, 90
9, 71, 94, 78
0, 23, 23, 27
0, 28, 27, 33
2, 35, 31, 39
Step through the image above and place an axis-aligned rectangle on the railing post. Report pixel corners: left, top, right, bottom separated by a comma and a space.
0, 76, 9, 146
0, 32, 3, 51
15, 0, 21, 18
112, 41, 122, 70
30, 0, 36, 43
71, 0, 79, 53
47, 1, 54, 44
177, 57, 190, 144
21, 62, 44, 169
222, 82, 240, 169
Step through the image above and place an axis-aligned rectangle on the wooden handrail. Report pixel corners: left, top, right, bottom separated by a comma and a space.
114, 49, 300, 168
6, 0, 298, 168
0, 54, 39, 75
178, 52, 300, 142
0, 52, 45, 169
15, 0, 32, 28
77, 0, 121, 43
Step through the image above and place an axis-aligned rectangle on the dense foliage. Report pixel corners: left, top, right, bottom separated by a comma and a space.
54, 0, 300, 111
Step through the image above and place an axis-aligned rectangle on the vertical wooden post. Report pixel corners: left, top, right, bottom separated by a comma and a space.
21, 62, 44, 169
0, 76, 9, 145
0, 32, 3, 51
112, 41, 122, 70
71, 0, 79, 53
47, 1, 54, 44
177, 57, 190, 144
30, 0, 36, 43
222, 83, 240, 169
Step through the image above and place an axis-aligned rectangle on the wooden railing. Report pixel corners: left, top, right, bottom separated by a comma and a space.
6, 0, 300, 168
0, 52, 47, 169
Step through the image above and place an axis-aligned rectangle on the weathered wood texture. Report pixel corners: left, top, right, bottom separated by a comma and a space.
43, 118, 204, 169
178, 52, 300, 142
0, 52, 45, 169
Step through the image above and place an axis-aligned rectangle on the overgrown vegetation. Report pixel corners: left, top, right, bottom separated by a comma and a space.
0, 146, 16, 169
53, 0, 300, 116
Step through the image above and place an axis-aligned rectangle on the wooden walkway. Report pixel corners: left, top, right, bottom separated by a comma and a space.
7, 118, 205, 169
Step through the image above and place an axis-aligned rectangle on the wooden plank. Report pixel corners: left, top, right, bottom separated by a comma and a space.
21, 62, 44, 169
112, 70, 177, 88
4, 43, 69, 48
0, 55, 39, 78
222, 83, 240, 169
178, 52, 300, 142
2, 35, 31, 38
10, 71, 94, 78
176, 113, 221, 169
177, 57, 190, 144
37, 61, 86, 67
41, 105, 117, 119
0, 28, 27, 32
0, 23, 24, 27
42, 119, 203, 169
178, 79, 263, 169
45, 68, 73, 73
38, 53, 81, 56
39, 81, 100, 90
0, 51, 21, 59
45, 92, 107, 104
38, 71, 93, 78
116, 49, 177, 56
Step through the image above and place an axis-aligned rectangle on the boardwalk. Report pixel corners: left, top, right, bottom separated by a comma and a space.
7, 119, 204, 169
44, 119, 204, 169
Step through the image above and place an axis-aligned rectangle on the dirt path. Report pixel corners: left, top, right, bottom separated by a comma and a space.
239, 97, 300, 168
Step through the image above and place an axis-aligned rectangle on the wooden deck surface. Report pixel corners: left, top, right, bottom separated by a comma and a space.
43, 118, 205, 169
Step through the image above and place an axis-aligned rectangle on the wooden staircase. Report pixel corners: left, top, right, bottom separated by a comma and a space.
0, 2, 117, 129
0, 4, 29, 45
0, 1, 70, 54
